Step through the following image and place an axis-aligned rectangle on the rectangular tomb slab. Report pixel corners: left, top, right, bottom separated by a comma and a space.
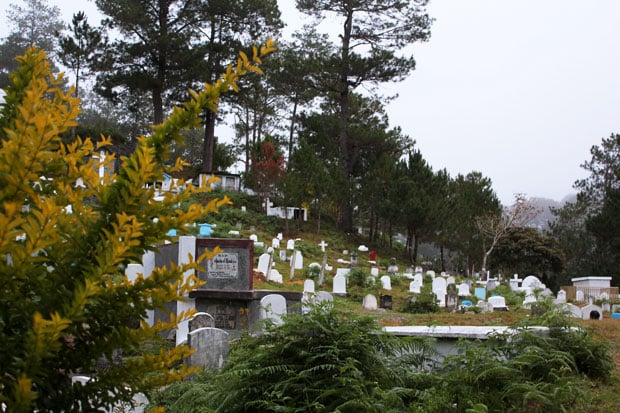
196, 238, 254, 291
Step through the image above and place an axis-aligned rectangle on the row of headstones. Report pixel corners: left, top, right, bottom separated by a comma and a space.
250, 232, 303, 251
257, 249, 305, 283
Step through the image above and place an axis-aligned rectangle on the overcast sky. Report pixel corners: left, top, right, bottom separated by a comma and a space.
1, 0, 619, 205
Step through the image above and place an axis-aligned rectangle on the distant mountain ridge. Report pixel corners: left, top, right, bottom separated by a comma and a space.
526, 194, 576, 230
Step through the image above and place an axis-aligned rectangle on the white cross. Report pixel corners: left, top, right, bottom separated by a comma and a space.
318, 240, 328, 252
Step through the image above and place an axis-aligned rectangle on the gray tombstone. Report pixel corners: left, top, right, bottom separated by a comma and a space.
279, 249, 287, 261
189, 312, 215, 331
333, 272, 347, 296
187, 327, 229, 370
486, 279, 497, 291
313, 291, 334, 306
446, 291, 459, 310
259, 294, 287, 326
362, 294, 378, 310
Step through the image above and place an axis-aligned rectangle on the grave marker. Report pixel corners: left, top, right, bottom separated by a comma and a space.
363, 294, 378, 310
259, 294, 287, 326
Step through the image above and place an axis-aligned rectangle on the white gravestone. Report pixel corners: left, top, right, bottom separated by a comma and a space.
269, 269, 283, 284
318, 240, 328, 252
576, 290, 585, 302
522, 275, 544, 291
554, 290, 567, 304
409, 280, 421, 294
522, 290, 538, 307
257, 253, 271, 276
413, 273, 423, 287
432, 277, 447, 307
286, 239, 295, 250
272, 238, 280, 249
362, 294, 378, 310
303, 279, 315, 293
561, 303, 582, 318
249, 234, 258, 242
259, 294, 287, 326
333, 272, 347, 296
291, 250, 303, 270
488, 295, 507, 310
380, 275, 392, 290
446, 276, 456, 286
457, 282, 470, 297
581, 304, 603, 320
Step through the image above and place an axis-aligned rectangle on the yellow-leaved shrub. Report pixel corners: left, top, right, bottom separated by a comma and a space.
0, 40, 275, 412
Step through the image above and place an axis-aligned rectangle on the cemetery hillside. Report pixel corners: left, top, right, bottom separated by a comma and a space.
2, 0, 620, 412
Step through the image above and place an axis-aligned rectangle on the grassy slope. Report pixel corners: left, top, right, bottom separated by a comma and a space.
208, 193, 620, 411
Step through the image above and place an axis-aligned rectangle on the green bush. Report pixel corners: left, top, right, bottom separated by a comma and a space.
401, 291, 439, 314
168, 305, 431, 412
348, 268, 373, 288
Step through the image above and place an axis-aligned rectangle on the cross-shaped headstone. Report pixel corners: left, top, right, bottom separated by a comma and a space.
318, 240, 328, 252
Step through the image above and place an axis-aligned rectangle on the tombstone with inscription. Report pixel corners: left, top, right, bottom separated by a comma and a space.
187, 327, 229, 370
189, 239, 297, 336
189, 312, 215, 331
